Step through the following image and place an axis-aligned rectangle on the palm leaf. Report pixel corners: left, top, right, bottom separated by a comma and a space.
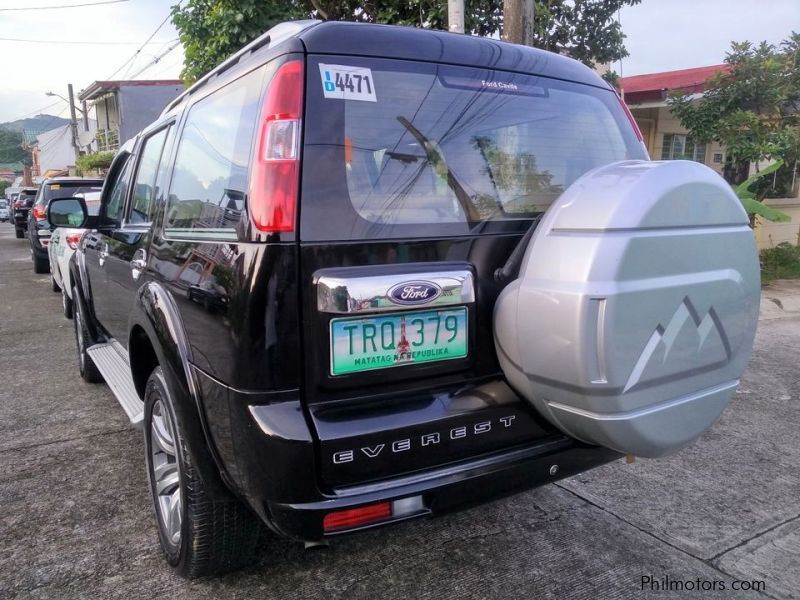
734, 159, 790, 222
739, 195, 791, 222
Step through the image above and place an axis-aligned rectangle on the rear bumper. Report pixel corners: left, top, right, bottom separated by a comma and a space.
267, 439, 619, 541
192, 367, 620, 541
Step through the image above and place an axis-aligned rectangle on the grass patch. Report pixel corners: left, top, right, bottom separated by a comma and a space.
761, 243, 800, 283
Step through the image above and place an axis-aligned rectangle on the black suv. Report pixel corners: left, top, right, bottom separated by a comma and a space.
28, 177, 103, 272
12, 187, 38, 239
49, 21, 759, 577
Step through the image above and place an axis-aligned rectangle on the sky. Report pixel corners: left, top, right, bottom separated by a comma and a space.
0, 0, 797, 123
0, 0, 184, 124
618, 0, 798, 76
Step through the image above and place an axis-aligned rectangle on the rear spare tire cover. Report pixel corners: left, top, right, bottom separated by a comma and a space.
494, 160, 760, 457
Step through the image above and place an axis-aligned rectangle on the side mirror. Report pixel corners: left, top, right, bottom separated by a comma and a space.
48, 197, 88, 228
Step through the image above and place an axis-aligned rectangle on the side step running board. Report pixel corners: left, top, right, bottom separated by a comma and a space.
86, 343, 144, 427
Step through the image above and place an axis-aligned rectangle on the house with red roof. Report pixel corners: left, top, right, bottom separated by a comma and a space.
621, 64, 799, 249
621, 64, 730, 176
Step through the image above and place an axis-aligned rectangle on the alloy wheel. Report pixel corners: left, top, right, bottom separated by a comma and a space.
150, 399, 182, 547
74, 306, 85, 371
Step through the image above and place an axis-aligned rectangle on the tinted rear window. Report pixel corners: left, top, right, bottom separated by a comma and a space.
302, 57, 645, 241
41, 182, 103, 204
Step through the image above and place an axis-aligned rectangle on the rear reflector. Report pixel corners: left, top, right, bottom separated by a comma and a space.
66, 232, 83, 250
249, 59, 304, 233
323, 502, 392, 532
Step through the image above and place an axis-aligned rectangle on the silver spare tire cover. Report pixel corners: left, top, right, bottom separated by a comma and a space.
494, 160, 760, 458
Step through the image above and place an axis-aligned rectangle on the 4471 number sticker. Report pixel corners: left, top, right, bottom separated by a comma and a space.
319, 64, 377, 102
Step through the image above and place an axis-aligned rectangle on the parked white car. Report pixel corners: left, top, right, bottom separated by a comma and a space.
0, 199, 9, 222
48, 192, 101, 318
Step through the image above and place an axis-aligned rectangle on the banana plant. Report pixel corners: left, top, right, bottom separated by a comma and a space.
735, 159, 791, 223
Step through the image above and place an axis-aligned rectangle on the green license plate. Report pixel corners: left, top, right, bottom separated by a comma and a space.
330, 307, 468, 376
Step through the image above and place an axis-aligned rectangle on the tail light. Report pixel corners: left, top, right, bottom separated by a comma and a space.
66, 232, 83, 250
32, 204, 47, 220
14, 200, 23, 209
323, 502, 392, 532
248, 59, 304, 233
618, 95, 644, 143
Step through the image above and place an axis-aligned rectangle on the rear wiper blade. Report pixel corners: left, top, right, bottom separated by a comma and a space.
396, 116, 481, 222
494, 214, 542, 286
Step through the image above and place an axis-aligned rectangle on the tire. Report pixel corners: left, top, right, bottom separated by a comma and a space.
62, 286, 73, 319
72, 286, 102, 383
50, 274, 60, 293
15, 227, 24, 239
143, 367, 262, 577
33, 252, 49, 274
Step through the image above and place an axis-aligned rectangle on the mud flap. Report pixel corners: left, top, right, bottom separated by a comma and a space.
494, 160, 760, 457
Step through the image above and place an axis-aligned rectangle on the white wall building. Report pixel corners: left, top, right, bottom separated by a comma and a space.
36, 120, 96, 174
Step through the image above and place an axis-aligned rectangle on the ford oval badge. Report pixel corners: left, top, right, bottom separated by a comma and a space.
388, 281, 442, 306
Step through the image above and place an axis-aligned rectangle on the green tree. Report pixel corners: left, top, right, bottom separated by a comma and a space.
0, 180, 11, 198
668, 33, 800, 202
0, 128, 31, 166
172, 0, 640, 82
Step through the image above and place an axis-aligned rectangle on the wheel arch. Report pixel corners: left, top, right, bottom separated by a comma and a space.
129, 324, 159, 400
130, 281, 232, 499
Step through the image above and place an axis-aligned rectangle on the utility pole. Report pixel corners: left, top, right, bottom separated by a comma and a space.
448, 0, 464, 34
67, 83, 80, 162
503, 0, 535, 46
82, 101, 89, 132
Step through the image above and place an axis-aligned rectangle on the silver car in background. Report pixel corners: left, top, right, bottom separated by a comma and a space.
48, 191, 101, 318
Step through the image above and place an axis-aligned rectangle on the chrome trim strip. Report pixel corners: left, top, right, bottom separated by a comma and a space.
316, 269, 475, 314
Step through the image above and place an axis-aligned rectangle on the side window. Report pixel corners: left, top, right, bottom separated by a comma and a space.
105, 156, 133, 225
164, 65, 266, 239
129, 127, 170, 225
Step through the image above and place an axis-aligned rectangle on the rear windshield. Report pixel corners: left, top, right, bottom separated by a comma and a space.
302, 57, 646, 240
41, 182, 103, 204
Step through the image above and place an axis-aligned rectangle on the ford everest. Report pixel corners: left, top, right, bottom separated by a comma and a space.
48, 20, 760, 576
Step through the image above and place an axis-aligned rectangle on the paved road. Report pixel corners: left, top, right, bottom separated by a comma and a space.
1, 223, 798, 599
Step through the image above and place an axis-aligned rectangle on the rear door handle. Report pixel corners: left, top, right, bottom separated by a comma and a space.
130, 249, 147, 281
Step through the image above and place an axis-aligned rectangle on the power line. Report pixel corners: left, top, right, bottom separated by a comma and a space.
38, 125, 71, 154
4, 100, 63, 123
104, 7, 177, 80
129, 41, 181, 79
0, 0, 128, 10
149, 55, 183, 79
121, 38, 179, 79
0, 36, 173, 45
34, 106, 72, 136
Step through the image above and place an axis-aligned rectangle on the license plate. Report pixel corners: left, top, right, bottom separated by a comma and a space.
330, 307, 468, 376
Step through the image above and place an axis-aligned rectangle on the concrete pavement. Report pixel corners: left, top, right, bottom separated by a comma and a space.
1, 223, 798, 599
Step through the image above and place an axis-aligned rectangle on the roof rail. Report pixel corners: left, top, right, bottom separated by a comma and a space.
162, 19, 320, 116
